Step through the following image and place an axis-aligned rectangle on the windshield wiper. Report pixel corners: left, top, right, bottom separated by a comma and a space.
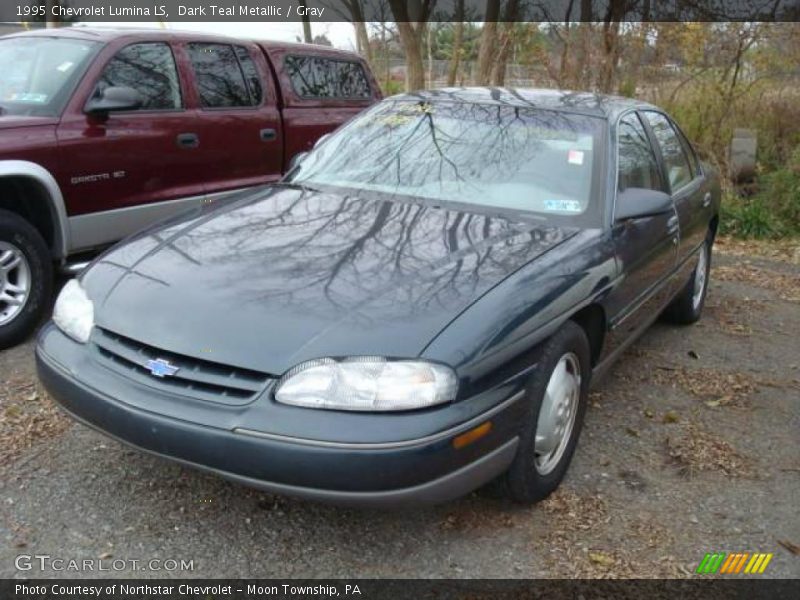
274, 180, 322, 194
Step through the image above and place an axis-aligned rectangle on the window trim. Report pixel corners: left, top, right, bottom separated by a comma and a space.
640, 110, 696, 195
616, 111, 666, 195
187, 42, 261, 111
284, 54, 374, 101
86, 41, 184, 114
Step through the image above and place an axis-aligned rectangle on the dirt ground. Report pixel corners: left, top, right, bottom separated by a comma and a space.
1, 238, 798, 579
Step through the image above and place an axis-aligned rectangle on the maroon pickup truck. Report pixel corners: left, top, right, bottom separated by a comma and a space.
0, 27, 381, 348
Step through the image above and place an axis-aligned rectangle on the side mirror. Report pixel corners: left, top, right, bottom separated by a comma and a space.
615, 188, 673, 222
288, 151, 309, 171
85, 86, 142, 115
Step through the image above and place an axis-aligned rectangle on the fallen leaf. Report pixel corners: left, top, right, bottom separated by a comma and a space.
777, 539, 800, 555
688, 350, 699, 360
589, 551, 616, 567
663, 411, 680, 424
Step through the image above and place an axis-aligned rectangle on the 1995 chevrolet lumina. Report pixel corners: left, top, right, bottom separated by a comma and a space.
36, 89, 720, 507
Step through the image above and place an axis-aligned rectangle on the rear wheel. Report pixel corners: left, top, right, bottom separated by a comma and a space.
662, 240, 710, 325
502, 321, 591, 504
0, 210, 52, 349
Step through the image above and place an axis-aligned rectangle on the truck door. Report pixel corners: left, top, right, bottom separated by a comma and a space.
182, 41, 283, 197
56, 41, 206, 252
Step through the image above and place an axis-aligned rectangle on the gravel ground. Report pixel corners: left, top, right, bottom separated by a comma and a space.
1, 241, 798, 579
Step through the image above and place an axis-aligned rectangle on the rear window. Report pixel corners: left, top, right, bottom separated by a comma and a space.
285, 55, 371, 99
187, 43, 260, 108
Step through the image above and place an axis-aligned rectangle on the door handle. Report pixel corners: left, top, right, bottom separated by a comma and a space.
260, 128, 277, 142
702, 192, 712, 208
176, 133, 199, 149
667, 214, 679, 234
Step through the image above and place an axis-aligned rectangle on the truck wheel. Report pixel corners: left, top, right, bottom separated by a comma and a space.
662, 240, 710, 325
502, 321, 591, 504
0, 209, 53, 350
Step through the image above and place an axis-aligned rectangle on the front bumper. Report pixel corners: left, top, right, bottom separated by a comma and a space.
36, 324, 525, 507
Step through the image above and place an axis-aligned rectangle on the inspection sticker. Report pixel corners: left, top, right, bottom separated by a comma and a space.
567, 149, 584, 165
544, 199, 583, 213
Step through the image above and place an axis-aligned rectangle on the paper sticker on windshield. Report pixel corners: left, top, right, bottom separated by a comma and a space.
545, 200, 582, 213
568, 150, 584, 165
56, 61, 74, 73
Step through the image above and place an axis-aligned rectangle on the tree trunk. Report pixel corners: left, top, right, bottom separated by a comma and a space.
447, 1, 465, 86
389, 0, 431, 91
353, 21, 373, 63
491, 0, 520, 86
46, 0, 61, 27
475, 0, 501, 85
299, 0, 313, 43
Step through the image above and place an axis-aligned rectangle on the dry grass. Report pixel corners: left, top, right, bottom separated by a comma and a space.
714, 263, 800, 303
664, 423, 751, 478
715, 236, 800, 265
0, 377, 70, 465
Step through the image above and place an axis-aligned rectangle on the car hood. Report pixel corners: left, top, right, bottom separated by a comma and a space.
85, 186, 579, 374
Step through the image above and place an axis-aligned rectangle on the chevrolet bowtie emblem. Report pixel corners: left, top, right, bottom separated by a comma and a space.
145, 358, 180, 378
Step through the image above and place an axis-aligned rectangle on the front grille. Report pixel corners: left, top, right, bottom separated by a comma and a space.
93, 327, 273, 405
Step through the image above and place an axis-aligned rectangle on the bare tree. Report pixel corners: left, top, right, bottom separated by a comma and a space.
388, 0, 437, 91
446, 0, 465, 86
299, 0, 313, 43
491, 0, 520, 86
475, 0, 501, 85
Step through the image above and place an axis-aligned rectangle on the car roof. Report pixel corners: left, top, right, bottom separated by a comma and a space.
3, 26, 358, 57
392, 87, 659, 120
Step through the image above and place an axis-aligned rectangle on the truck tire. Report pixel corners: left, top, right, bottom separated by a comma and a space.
0, 209, 53, 349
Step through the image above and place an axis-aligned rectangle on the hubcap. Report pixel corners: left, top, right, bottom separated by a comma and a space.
534, 352, 581, 475
0, 241, 31, 326
692, 244, 708, 311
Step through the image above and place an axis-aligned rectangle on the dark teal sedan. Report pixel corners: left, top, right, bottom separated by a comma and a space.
36, 89, 719, 507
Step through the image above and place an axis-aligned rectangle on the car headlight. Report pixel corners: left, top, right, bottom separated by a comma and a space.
275, 357, 458, 411
52, 279, 94, 343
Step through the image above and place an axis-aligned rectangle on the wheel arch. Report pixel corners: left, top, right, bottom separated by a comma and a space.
0, 160, 69, 260
569, 303, 606, 367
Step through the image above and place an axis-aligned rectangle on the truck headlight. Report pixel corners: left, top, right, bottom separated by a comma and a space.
275, 357, 458, 411
53, 279, 94, 343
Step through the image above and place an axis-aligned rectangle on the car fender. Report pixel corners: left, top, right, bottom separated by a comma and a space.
0, 160, 70, 259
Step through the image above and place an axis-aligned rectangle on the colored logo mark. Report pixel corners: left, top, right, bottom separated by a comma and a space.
696, 552, 773, 574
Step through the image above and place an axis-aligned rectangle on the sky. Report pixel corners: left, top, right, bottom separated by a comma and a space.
88, 21, 358, 49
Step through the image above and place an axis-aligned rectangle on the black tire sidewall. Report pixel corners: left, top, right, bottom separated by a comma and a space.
505, 321, 591, 504
0, 210, 53, 349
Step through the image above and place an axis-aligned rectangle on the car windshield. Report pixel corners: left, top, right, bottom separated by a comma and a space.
0, 36, 100, 117
290, 99, 606, 224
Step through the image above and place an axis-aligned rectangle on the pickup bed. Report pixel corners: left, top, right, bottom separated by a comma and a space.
0, 27, 381, 347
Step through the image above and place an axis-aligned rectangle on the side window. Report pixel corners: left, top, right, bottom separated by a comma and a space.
285, 56, 371, 99
187, 43, 251, 108
94, 43, 181, 110
617, 113, 662, 192
644, 112, 694, 191
673, 123, 700, 177
234, 46, 263, 105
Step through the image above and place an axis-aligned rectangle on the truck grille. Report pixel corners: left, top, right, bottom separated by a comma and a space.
92, 327, 273, 405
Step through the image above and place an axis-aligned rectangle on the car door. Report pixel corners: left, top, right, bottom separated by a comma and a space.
182, 41, 283, 196
56, 41, 206, 251
641, 111, 711, 265
605, 112, 679, 348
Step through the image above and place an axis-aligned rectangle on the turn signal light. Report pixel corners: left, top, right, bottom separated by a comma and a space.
452, 421, 492, 449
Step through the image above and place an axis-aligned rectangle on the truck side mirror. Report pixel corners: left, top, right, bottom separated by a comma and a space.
85, 86, 142, 116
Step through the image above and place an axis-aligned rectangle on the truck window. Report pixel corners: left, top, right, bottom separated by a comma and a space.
94, 43, 181, 110
234, 46, 263, 105
187, 43, 255, 108
285, 56, 371, 99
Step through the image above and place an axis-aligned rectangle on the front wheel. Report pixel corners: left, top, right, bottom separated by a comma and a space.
502, 321, 591, 504
0, 210, 53, 349
662, 240, 710, 325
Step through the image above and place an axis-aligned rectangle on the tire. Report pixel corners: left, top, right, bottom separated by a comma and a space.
662, 239, 710, 325
0, 209, 53, 350
502, 321, 591, 504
